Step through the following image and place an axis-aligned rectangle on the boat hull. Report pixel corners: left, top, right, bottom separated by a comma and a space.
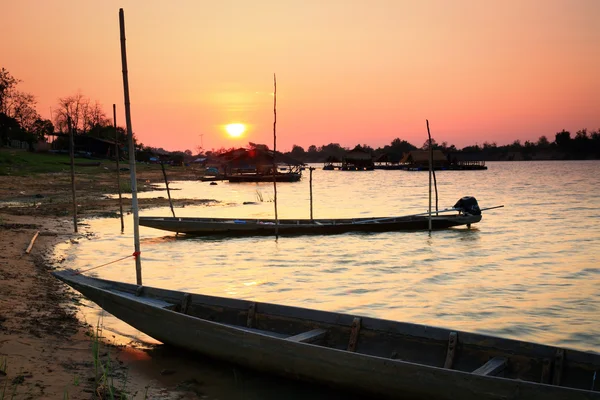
227, 173, 302, 183
138, 214, 482, 236
53, 272, 600, 400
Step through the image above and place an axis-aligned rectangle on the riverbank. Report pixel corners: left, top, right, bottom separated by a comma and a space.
0, 164, 216, 398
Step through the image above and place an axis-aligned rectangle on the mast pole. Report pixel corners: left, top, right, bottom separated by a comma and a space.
119, 8, 142, 285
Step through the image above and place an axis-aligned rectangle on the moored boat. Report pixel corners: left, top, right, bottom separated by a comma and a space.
139, 196, 487, 236
53, 271, 600, 400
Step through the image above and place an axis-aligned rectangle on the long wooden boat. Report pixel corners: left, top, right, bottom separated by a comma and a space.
227, 172, 302, 183
53, 271, 600, 399
139, 212, 482, 236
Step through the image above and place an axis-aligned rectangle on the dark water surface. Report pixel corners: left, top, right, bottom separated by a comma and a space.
56, 160, 600, 397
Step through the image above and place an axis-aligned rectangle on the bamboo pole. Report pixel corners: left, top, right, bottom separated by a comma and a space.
272, 73, 279, 239
25, 231, 40, 254
67, 116, 78, 233
427, 119, 432, 232
119, 8, 142, 285
113, 104, 125, 233
160, 161, 176, 217
309, 166, 314, 220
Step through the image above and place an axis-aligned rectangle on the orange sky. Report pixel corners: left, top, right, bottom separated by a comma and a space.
3, 0, 599, 152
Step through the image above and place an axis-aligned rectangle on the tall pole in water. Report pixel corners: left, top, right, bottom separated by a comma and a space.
272, 73, 279, 238
119, 8, 142, 285
427, 119, 432, 232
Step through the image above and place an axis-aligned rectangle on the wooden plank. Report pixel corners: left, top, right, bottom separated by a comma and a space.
247, 302, 256, 328
552, 348, 564, 386
180, 293, 191, 314
286, 329, 327, 344
115, 290, 175, 309
443, 332, 457, 369
540, 358, 551, 384
472, 357, 507, 376
347, 317, 361, 352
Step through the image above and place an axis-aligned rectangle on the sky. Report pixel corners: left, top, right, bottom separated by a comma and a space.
2, 0, 599, 152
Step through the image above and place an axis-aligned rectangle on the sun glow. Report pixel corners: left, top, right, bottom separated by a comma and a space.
225, 123, 246, 138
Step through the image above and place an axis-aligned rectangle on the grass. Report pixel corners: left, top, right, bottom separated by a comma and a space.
0, 357, 17, 400
89, 320, 148, 400
0, 148, 177, 177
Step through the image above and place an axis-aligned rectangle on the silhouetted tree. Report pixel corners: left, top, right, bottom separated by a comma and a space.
555, 130, 571, 150
290, 144, 305, 158
537, 135, 550, 148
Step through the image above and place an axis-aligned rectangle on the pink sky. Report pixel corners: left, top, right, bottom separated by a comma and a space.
3, 0, 599, 152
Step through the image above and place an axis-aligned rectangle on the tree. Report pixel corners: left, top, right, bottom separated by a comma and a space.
0, 68, 39, 132
421, 138, 438, 150
85, 100, 109, 131
54, 92, 90, 134
290, 144, 305, 158
555, 130, 571, 150
30, 118, 54, 142
0, 68, 19, 112
0, 113, 21, 145
537, 135, 550, 148
5, 91, 39, 132
307, 145, 318, 153
386, 138, 416, 154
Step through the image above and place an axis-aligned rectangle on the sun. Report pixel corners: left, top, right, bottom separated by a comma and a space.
225, 123, 246, 138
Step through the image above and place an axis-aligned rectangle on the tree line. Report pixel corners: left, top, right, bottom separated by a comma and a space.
2, 67, 599, 162
0, 67, 141, 154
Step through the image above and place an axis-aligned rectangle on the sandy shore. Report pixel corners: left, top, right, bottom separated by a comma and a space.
0, 165, 216, 399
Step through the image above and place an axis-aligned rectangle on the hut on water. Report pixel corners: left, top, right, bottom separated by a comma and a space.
400, 150, 448, 170
341, 145, 374, 170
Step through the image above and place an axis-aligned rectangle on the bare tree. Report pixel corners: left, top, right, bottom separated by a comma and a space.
54, 92, 89, 134
5, 91, 39, 132
86, 100, 109, 130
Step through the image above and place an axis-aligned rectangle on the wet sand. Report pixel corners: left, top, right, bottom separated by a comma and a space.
0, 165, 363, 399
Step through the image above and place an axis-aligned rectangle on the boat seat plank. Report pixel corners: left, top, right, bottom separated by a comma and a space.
286, 328, 327, 344
223, 323, 288, 339
472, 357, 507, 376
115, 290, 176, 309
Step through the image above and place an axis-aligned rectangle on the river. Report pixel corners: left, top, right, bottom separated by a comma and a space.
55, 160, 600, 397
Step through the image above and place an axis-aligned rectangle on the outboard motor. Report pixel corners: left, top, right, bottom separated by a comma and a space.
454, 196, 481, 215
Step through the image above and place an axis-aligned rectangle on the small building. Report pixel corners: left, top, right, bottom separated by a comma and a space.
218, 147, 305, 176
49, 133, 119, 158
400, 150, 448, 170
374, 153, 403, 169
342, 145, 374, 170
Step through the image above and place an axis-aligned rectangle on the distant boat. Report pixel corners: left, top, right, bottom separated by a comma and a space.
227, 171, 302, 183
53, 271, 600, 400
139, 197, 486, 236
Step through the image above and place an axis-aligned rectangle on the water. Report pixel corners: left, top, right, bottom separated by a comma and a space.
60, 161, 600, 353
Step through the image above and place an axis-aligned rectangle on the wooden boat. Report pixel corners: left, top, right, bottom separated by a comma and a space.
139, 196, 488, 236
53, 271, 600, 400
227, 172, 302, 183
139, 212, 482, 236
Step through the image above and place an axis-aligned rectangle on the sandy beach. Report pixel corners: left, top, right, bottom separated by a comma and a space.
0, 164, 215, 399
